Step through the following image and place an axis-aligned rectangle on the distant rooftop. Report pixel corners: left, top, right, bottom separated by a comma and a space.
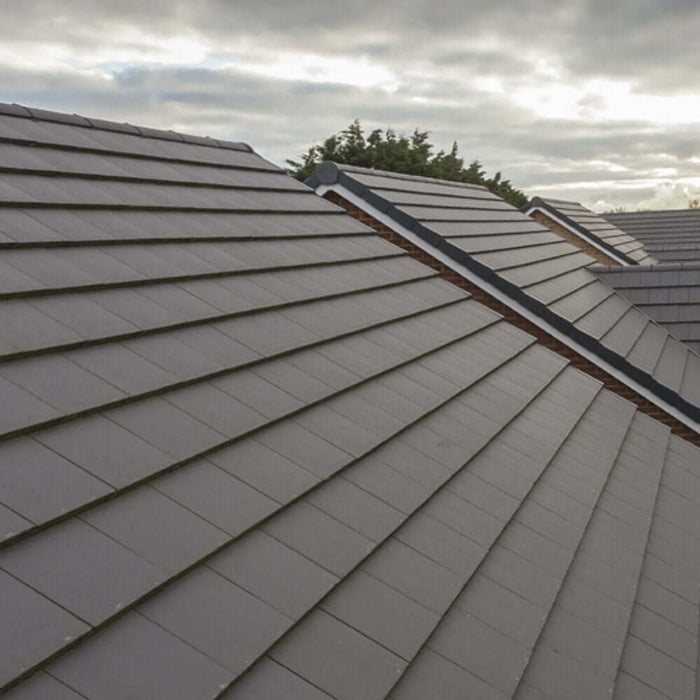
605, 208, 700, 264
524, 197, 657, 266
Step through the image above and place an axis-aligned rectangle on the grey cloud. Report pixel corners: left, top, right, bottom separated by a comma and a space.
1, 0, 700, 209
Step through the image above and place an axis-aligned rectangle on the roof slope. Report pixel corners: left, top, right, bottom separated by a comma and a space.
525, 197, 657, 265
308, 163, 700, 424
1, 107, 700, 700
594, 262, 700, 354
605, 209, 700, 263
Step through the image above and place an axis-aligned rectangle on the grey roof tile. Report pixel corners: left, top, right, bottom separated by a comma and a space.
254, 420, 353, 479
453, 572, 546, 647
395, 512, 486, 578
0, 568, 89, 687
163, 381, 266, 437
105, 396, 225, 460
152, 459, 278, 536
321, 569, 439, 661
341, 453, 430, 514
613, 670, 670, 700
208, 529, 338, 619
211, 370, 304, 420
362, 537, 463, 614
206, 436, 319, 503
0, 518, 166, 625
269, 609, 406, 700
5, 672, 87, 700
66, 341, 177, 394
517, 645, 614, 700
34, 414, 171, 487
0, 354, 124, 416
139, 566, 290, 674
628, 603, 696, 669
220, 657, 334, 700
428, 608, 528, 695
0, 375, 59, 435
619, 635, 695, 699
47, 612, 232, 700
262, 501, 374, 577
305, 476, 404, 543
0, 436, 112, 526
392, 648, 508, 700
0, 503, 32, 542
32, 293, 138, 340
124, 332, 224, 378
81, 485, 228, 572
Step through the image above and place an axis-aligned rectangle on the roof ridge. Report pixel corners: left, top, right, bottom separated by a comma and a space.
0, 102, 254, 153
313, 161, 488, 192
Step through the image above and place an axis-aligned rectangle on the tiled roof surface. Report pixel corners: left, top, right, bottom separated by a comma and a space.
308, 163, 700, 421
594, 262, 700, 354
605, 209, 700, 263
1, 107, 700, 700
526, 197, 657, 265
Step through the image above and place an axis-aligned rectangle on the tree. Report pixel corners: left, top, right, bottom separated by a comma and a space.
286, 120, 527, 208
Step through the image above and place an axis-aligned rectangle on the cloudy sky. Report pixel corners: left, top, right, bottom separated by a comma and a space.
1, 0, 699, 211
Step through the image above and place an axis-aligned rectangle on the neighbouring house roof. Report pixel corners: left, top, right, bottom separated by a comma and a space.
524, 197, 657, 266
605, 209, 700, 263
308, 163, 700, 428
594, 262, 700, 355
1, 107, 700, 700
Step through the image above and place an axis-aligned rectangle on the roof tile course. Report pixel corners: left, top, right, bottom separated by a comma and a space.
1, 107, 700, 699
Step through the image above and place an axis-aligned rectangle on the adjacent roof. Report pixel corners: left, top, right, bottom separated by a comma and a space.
594, 262, 700, 354
525, 197, 657, 265
1, 106, 700, 700
605, 209, 700, 263
308, 163, 700, 427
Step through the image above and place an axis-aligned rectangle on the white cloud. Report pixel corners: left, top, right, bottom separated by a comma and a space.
229, 52, 401, 91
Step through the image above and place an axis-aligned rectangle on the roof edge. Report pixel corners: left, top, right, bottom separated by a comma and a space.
0, 102, 254, 153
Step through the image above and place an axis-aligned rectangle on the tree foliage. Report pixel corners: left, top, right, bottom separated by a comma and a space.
286, 120, 527, 208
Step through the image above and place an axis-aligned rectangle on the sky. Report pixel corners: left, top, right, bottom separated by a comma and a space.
1, 0, 699, 212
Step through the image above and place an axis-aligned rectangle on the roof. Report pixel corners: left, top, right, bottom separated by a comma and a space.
594, 262, 700, 354
1, 107, 700, 700
605, 208, 700, 263
524, 197, 657, 265
308, 163, 700, 426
